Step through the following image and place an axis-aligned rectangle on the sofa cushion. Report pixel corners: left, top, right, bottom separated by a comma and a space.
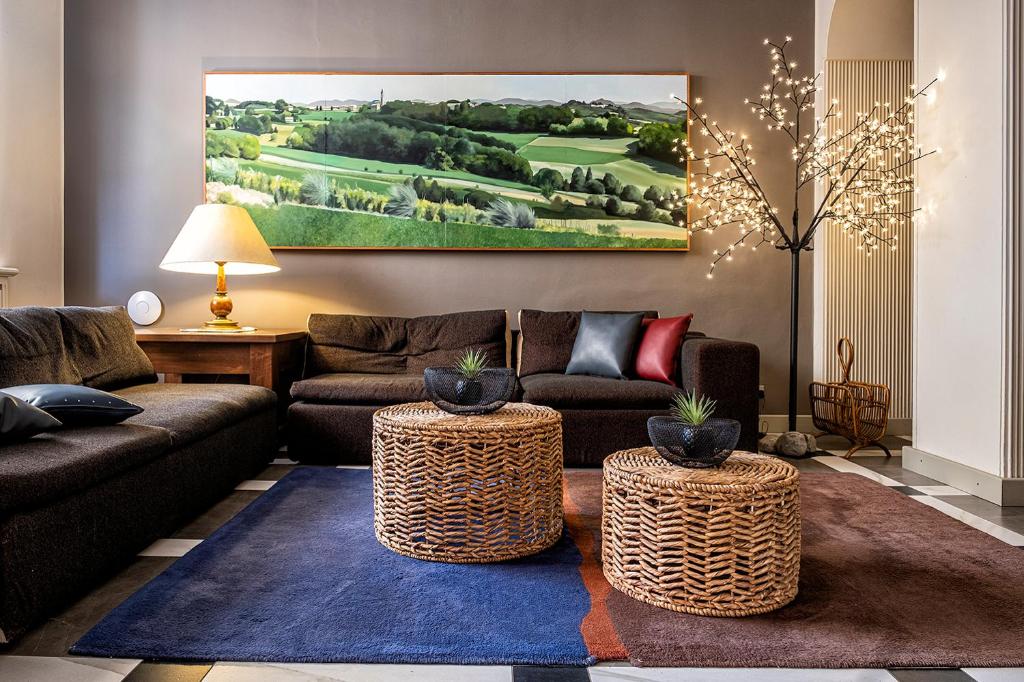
565, 312, 644, 379
291, 373, 429, 404
520, 373, 679, 409
0, 307, 82, 388
115, 383, 276, 446
0, 423, 172, 513
517, 309, 658, 377
635, 314, 694, 386
2, 384, 143, 426
56, 306, 156, 390
305, 310, 508, 376
0, 393, 62, 444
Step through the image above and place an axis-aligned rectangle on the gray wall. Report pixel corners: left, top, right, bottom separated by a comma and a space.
64, 0, 814, 413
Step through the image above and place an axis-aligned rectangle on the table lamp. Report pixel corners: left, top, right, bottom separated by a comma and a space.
159, 204, 280, 332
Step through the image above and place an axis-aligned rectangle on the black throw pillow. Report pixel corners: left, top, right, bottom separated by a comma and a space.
0, 392, 63, 444
565, 311, 644, 380
1, 384, 143, 426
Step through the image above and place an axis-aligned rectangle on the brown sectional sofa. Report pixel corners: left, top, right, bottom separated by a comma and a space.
0, 306, 277, 643
288, 309, 759, 465
288, 310, 508, 463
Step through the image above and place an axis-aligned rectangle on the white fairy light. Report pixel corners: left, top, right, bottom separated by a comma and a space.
674, 37, 937, 277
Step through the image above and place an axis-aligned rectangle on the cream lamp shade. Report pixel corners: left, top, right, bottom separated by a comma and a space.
160, 204, 279, 275
160, 204, 279, 332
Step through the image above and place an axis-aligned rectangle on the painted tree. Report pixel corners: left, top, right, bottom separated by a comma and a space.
673, 38, 936, 431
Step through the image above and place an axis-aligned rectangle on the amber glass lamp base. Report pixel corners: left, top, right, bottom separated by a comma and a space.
189, 263, 255, 333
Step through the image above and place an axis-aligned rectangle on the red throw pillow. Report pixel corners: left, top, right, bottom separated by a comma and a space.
634, 314, 694, 386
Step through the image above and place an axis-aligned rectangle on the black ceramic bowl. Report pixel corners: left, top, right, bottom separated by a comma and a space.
423, 367, 517, 415
646, 416, 741, 468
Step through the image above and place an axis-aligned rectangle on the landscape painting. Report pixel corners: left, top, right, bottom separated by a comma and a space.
203, 72, 689, 250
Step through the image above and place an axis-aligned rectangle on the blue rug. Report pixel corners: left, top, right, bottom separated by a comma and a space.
71, 467, 595, 665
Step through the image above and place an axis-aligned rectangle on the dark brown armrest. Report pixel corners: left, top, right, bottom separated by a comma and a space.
680, 337, 760, 451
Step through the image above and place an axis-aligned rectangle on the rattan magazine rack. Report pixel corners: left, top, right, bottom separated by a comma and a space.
809, 337, 892, 458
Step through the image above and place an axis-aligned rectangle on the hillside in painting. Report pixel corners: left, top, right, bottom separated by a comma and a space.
204, 73, 689, 250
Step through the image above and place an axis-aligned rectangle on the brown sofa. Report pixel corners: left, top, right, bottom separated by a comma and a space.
288, 309, 759, 465
288, 309, 509, 463
0, 306, 277, 643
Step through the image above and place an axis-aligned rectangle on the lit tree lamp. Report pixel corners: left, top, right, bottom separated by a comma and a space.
671, 37, 937, 431
159, 204, 280, 332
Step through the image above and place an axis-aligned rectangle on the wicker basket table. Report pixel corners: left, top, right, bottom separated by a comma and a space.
602, 449, 800, 616
372, 401, 563, 563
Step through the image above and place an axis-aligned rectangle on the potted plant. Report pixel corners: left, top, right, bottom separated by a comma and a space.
647, 391, 741, 467
454, 348, 487, 405
423, 349, 517, 415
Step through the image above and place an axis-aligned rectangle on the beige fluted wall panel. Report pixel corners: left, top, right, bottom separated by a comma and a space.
818, 59, 914, 421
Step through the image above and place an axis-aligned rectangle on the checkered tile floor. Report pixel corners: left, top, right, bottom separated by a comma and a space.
2, 441, 1023, 682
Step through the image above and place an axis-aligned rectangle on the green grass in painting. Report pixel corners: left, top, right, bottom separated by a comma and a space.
520, 135, 685, 190
531, 159, 685, 192
484, 131, 541, 148
212, 129, 257, 140
245, 203, 686, 249
261, 147, 538, 192
518, 145, 624, 165
525, 135, 636, 152
259, 125, 294, 147
533, 204, 610, 221
237, 160, 393, 193
295, 110, 357, 122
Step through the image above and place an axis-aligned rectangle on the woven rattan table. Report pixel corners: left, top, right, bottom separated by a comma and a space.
602, 448, 800, 616
372, 401, 563, 563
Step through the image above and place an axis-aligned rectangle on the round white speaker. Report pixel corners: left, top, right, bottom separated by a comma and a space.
127, 291, 163, 326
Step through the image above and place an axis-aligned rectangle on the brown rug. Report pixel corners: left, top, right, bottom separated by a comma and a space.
565, 470, 1024, 668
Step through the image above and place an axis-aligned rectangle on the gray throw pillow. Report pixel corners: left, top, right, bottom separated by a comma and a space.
0, 392, 62, 444
565, 311, 644, 380
1, 384, 143, 426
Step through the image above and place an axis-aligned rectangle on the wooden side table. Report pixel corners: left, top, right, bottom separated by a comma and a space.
134, 327, 306, 410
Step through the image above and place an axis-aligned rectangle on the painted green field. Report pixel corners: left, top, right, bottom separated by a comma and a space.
237, 158, 665, 227
485, 131, 542, 149
258, 124, 294, 147
261, 146, 539, 192
214, 129, 257, 140
296, 110, 357, 122
238, 160, 395, 194
525, 135, 638, 153
229, 140, 684, 243
247, 203, 686, 249
533, 159, 685, 193
521, 135, 685, 191
518, 145, 623, 166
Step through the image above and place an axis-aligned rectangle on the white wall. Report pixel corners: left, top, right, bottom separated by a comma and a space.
914, 0, 1005, 475
0, 0, 63, 306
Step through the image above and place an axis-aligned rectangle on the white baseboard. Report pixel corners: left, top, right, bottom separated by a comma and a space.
759, 415, 911, 436
903, 446, 1024, 506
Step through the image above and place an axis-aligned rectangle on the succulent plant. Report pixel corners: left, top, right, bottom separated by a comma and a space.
455, 348, 489, 380
670, 390, 717, 426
